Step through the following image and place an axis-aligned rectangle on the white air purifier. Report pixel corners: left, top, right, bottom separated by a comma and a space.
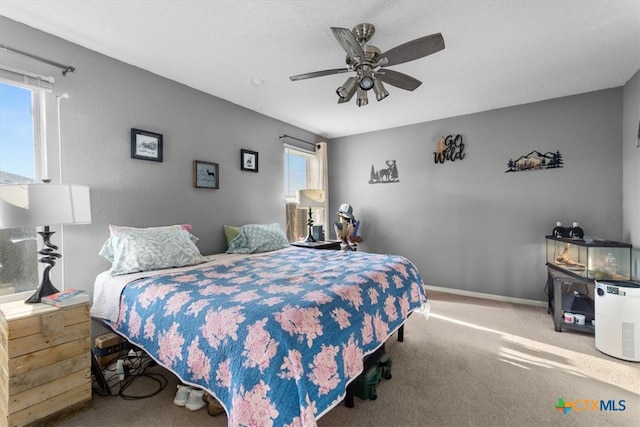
594, 280, 640, 362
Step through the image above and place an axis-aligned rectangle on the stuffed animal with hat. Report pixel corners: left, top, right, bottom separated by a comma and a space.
334, 203, 362, 251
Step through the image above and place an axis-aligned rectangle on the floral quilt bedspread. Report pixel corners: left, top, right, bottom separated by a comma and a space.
110, 247, 427, 426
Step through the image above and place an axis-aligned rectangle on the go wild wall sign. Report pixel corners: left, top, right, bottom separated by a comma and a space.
434, 134, 465, 164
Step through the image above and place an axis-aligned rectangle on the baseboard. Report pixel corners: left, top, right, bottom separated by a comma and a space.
424, 285, 547, 308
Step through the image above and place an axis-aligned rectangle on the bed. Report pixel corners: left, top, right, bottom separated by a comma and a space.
91, 224, 428, 426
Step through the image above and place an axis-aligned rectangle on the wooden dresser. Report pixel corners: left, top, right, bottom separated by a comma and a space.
0, 299, 91, 427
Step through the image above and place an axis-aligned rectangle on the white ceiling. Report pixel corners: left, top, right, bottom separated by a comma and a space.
1, 1, 639, 139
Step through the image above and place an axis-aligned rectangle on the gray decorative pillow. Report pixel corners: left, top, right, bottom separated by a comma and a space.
102, 228, 206, 276
226, 223, 290, 254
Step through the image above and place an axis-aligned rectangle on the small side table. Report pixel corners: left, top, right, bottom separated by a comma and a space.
291, 240, 341, 250
0, 298, 91, 426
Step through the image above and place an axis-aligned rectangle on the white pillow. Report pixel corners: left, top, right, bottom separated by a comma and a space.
109, 223, 195, 237
101, 224, 199, 262
101, 228, 206, 276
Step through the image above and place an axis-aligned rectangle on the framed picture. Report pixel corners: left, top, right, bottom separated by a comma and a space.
131, 128, 163, 162
241, 149, 259, 172
193, 160, 219, 189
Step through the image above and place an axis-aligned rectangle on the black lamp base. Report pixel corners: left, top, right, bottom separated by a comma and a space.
303, 234, 317, 243
303, 207, 317, 242
25, 266, 59, 303
25, 227, 61, 304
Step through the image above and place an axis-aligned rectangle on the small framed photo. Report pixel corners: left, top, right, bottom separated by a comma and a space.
131, 128, 163, 162
193, 160, 219, 189
241, 149, 259, 172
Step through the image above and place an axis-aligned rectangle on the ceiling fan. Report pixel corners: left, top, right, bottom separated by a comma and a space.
290, 23, 445, 107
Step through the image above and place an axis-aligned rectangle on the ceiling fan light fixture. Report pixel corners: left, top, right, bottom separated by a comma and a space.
356, 87, 368, 107
359, 70, 375, 91
336, 76, 357, 100
373, 78, 389, 101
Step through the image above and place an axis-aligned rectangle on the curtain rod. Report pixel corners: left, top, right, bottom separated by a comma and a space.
279, 134, 320, 149
0, 44, 76, 76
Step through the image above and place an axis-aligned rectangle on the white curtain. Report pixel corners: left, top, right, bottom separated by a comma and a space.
316, 142, 329, 234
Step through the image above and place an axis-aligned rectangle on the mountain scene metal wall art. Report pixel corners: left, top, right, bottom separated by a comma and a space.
505, 150, 563, 173
434, 134, 466, 164
369, 160, 399, 184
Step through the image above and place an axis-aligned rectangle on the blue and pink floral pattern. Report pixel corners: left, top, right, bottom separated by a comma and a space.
111, 247, 427, 426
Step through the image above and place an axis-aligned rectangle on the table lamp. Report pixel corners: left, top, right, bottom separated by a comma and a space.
297, 189, 325, 242
0, 182, 91, 303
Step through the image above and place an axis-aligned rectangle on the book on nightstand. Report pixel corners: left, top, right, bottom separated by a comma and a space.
40, 288, 89, 307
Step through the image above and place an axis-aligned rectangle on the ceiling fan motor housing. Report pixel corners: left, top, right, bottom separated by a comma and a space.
345, 44, 382, 93
345, 45, 381, 69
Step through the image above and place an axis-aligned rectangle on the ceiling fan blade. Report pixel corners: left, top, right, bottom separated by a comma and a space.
376, 69, 422, 91
331, 27, 365, 61
290, 68, 350, 81
379, 32, 444, 67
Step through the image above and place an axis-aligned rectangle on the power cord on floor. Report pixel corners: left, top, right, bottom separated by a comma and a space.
118, 370, 168, 400
92, 351, 168, 400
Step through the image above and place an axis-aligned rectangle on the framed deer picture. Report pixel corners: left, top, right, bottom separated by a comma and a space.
241, 149, 259, 172
193, 160, 219, 189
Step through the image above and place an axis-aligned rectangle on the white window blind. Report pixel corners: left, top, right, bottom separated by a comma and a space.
0, 65, 54, 92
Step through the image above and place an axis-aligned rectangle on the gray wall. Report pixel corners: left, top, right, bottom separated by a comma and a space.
3, 16, 637, 306
1, 17, 321, 296
622, 69, 640, 278
328, 89, 627, 301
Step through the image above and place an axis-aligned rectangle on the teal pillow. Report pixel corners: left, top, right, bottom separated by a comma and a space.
226, 223, 290, 254
102, 228, 206, 275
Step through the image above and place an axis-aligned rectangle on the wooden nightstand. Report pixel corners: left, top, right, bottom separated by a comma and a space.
291, 240, 342, 250
0, 299, 91, 426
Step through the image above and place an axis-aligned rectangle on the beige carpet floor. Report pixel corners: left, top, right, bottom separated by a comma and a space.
58, 290, 640, 427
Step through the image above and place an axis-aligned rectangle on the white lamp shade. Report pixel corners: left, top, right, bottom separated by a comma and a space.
0, 183, 91, 229
297, 189, 326, 208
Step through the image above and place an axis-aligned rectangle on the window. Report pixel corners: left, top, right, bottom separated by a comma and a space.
284, 147, 318, 201
0, 82, 43, 297
284, 145, 322, 242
